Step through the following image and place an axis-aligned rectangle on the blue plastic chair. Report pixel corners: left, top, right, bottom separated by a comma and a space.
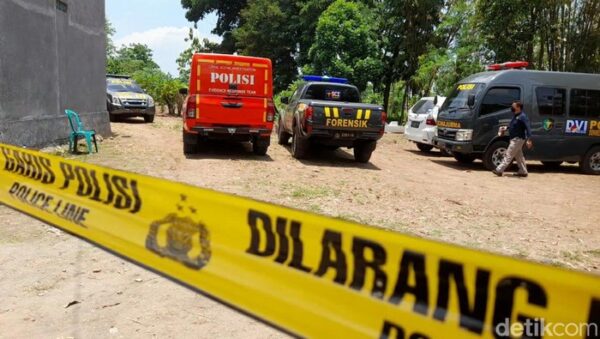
65, 109, 98, 153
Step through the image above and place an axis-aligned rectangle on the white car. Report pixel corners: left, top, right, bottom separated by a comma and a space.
385, 121, 404, 134
404, 96, 446, 152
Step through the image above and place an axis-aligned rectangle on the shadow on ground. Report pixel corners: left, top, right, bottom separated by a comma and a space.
281, 144, 381, 170
431, 158, 583, 175
405, 149, 452, 158
184, 141, 274, 162
111, 117, 147, 124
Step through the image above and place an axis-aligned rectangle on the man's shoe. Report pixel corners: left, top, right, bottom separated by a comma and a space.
515, 173, 528, 178
492, 169, 502, 177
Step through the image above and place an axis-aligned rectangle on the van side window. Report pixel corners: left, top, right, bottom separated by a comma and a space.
536, 87, 566, 115
480, 87, 521, 116
570, 89, 600, 118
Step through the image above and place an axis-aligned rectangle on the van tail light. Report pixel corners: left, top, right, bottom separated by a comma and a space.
186, 95, 197, 119
426, 115, 436, 126
266, 99, 275, 122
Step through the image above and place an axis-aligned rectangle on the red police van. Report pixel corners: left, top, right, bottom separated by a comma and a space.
181, 53, 275, 155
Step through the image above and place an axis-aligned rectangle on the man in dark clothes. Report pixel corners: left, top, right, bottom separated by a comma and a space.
493, 101, 533, 177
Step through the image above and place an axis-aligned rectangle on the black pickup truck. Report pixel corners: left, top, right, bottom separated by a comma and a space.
277, 78, 386, 163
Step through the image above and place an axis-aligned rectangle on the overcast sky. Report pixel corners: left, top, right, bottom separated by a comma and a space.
106, 0, 221, 76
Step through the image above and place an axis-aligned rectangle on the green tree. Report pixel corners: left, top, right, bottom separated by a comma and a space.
308, 0, 382, 91
293, 0, 335, 67
475, 0, 600, 73
233, 0, 298, 92
105, 19, 116, 58
107, 43, 159, 75
378, 0, 444, 112
180, 0, 247, 52
412, 0, 488, 97
133, 68, 186, 115
176, 28, 220, 83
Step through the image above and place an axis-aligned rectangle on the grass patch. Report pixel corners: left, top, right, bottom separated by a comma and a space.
335, 213, 367, 224
306, 204, 323, 214
561, 251, 583, 262
171, 121, 183, 131
514, 249, 529, 259
290, 186, 337, 199
428, 229, 443, 237
585, 249, 600, 258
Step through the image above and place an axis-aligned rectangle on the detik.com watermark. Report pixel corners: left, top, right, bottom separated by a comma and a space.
495, 318, 598, 337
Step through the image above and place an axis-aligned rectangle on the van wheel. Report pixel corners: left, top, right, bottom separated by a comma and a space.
416, 143, 433, 152
277, 119, 290, 145
354, 141, 376, 163
291, 124, 310, 159
483, 141, 509, 170
144, 114, 155, 123
253, 138, 269, 156
541, 161, 562, 169
453, 152, 476, 164
581, 146, 600, 175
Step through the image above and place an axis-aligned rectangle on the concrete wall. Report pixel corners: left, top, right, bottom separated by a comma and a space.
0, 0, 110, 147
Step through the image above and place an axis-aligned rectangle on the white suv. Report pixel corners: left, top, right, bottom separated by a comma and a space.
404, 96, 446, 152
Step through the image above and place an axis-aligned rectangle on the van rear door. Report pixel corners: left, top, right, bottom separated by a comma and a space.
191, 55, 272, 127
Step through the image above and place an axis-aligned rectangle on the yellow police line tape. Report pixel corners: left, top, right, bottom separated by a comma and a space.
0, 142, 598, 338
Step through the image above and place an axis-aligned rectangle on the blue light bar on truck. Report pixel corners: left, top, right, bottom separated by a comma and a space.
302, 75, 348, 84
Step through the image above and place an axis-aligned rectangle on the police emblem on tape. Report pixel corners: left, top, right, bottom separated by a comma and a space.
145, 213, 211, 269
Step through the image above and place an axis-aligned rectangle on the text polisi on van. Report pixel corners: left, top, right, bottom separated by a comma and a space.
210, 72, 255, 86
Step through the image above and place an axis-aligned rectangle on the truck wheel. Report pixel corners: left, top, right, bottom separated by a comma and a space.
109, 114, 118, 122
277, 120, 290, 145
416, 143, 433, 152
453, 152, 477, 164
580, 146, 600, 175
144, 115, 155, 123
291, 124, 310, 159
541, 161, 562, 169
483, 141, 509, 170
253, 138, 269, 156
354, 140, 377, 163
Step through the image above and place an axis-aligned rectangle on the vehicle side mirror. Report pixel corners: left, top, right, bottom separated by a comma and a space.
467, 93, 475, 107
280, 97, 289, 104
433, 96, 438, 105
179, 88, 188, 95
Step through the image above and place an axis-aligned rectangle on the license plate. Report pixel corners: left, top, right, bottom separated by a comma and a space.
411, 121, 420, 128
335, 132, 355, 138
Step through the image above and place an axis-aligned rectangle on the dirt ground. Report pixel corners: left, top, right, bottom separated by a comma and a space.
1, 114, 599, 337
